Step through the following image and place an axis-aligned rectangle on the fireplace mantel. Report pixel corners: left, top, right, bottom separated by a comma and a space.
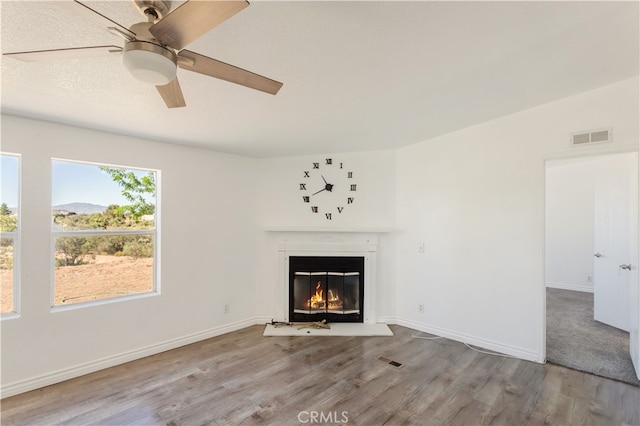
264, 226, 394, 233
277, 242, 376, 253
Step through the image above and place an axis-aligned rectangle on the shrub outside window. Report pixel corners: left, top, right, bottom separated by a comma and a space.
52, 160, 158, 307
1, 154, 20, 316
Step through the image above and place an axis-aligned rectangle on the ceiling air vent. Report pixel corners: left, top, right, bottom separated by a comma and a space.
570, 128, 612, 146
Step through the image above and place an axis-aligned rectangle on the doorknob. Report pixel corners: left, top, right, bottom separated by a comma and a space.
619, 264, 632, 271
594, 252, 603, 258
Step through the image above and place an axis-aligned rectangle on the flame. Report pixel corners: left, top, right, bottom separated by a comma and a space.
307, 281, 343, 310
308, 281, 325, 309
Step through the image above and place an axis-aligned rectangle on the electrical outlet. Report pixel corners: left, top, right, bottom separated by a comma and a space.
224, 304, 230, 314
587, 276, 592, 282
417, 243, 425, 254
418, 304, 425, 313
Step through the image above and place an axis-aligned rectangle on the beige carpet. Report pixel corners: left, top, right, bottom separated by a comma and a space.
263, 322, 393, 337
546, 288, 639, 386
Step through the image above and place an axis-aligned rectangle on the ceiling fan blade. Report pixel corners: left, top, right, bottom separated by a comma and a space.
60, 1, 136, 41
156, 78, 187, 108
178, 50, 283, 95
149, 0, 249, 50
3, 46, 123, 62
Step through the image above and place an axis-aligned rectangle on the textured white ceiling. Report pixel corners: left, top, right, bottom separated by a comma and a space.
1, 1, 638, 158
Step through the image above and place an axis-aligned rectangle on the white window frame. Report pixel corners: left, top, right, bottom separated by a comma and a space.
50, 159, 160, 311
1, 153, 21, 320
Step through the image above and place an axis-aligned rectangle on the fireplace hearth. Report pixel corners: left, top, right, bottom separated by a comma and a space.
289, 256, 364, 323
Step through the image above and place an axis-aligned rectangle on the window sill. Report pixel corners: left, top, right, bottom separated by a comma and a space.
50, 290, 160, 313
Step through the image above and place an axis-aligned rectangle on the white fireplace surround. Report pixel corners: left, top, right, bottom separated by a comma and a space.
277, 236, 378, 324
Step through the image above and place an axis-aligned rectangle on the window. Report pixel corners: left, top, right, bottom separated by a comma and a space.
52, 160, 158, 307
1, 154, 20, 316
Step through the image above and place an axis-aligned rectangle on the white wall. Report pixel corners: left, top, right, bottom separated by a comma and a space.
545, 158, 596, 292
255, 152, 396, 230
394, 77, 639, 361
1, 115, 258, 396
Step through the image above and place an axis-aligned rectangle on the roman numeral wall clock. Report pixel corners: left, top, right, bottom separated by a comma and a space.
299, 158, 356, 220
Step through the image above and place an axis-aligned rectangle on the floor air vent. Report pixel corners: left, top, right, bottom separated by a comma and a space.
571, 128, 612, 146
377, 356, 402, 367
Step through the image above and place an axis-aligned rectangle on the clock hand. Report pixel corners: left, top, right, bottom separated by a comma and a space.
322, 175, 328, 184
312, 181, 334, 196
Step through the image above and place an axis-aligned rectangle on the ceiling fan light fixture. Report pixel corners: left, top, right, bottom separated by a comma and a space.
123, 41, 177, 85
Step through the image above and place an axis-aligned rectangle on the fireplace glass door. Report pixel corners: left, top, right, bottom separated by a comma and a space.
289, 256, 364, 323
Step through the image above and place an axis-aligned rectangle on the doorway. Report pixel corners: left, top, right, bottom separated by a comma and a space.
545, 152, 639, 385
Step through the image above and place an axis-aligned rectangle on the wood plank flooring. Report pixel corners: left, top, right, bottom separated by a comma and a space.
2, 325, 639, 425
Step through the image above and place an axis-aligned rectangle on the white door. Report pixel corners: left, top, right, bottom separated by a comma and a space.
593, 153, 637, 332
628, 152, 639, 379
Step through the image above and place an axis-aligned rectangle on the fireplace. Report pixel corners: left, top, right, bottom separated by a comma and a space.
276, 235, 378, 324
289, 256, 365, 323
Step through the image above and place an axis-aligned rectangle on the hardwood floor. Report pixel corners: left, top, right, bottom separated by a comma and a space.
2, 325, 639, 425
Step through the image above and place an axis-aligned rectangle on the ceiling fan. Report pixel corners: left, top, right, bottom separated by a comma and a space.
3, 0, 283, 108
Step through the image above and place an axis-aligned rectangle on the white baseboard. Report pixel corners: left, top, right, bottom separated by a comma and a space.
1, 318, 257, 399
395, 318, 541, 363
255, 316, 280, 325
375, 316, 398, 324
546, 281, 594, 293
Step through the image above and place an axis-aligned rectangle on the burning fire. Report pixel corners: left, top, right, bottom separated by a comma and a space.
307, 281, 343, 310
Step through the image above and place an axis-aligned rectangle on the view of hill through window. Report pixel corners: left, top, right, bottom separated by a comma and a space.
52, 160, 158, 307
